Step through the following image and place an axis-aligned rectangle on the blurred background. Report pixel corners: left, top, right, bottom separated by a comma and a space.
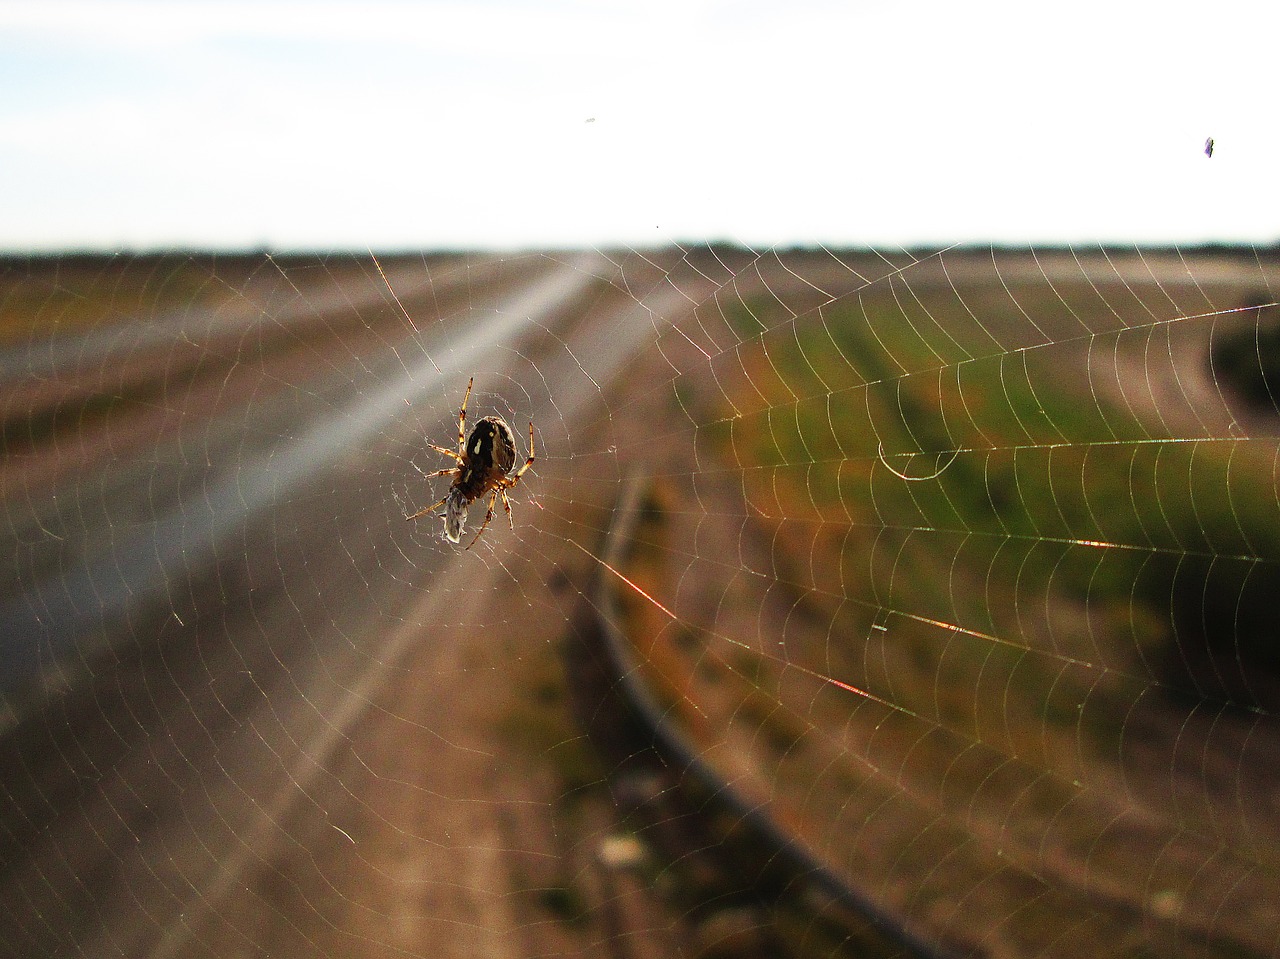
2, 3, 1279, 958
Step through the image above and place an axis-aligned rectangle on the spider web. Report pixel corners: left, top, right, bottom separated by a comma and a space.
2, 242, 1279, 959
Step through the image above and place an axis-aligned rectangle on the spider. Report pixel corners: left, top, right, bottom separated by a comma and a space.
405, 377, 535, 549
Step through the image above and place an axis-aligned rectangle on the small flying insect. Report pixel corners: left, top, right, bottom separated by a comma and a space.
1204, 137, 1214, 158
405, 377, 535, 549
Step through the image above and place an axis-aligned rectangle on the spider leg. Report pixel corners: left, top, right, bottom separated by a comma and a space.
421, 467, 456, 479
499, 488, 514, 530
465, 490, 498, 550
429, 444, 464, 463
506, 421, 536, 486
457, 376, 474, 457
405, 493, 448, 522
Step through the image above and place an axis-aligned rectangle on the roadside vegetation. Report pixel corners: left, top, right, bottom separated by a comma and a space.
616, 257, 1280, 958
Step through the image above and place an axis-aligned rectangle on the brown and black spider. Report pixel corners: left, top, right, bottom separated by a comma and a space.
405, 377, 535, 549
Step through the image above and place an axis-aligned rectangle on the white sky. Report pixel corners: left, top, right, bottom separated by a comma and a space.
0, 0, 1273, 250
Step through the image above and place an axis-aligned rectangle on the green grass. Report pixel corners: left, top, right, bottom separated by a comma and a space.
619, 260, 1280, 959
713, 281, 1280, 722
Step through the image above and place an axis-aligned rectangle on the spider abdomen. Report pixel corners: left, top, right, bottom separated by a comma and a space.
442, 416, 516, 544
454, 415, 516, 501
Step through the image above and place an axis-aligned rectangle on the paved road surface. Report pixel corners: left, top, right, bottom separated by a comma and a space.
0, 249, 733, 958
